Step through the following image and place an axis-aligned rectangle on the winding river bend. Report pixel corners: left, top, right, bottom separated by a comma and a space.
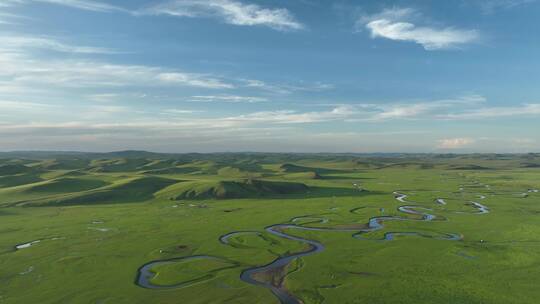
136, 190, 491, 304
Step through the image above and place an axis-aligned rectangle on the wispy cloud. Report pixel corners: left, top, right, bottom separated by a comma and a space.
475, 0, 537, 14
242, 79, 334, 94
85, 93, 150, 103
243, 79, 291, 94
162, 109, 202, 115
366, 96, 540, 122
389, 95, 483, 118
5, 60, 231, 89
0, 100, 55, 111
437, 137, 475, 149
139, 0, 304, 31
0, 1, 25, 8
189, 95, 267, 103
1, 0, 122, 11
0, 44, 235, 90
33, 0, 124, 12
439, 103, 540, 119
156, 72, 234, 89
1, 97, 538, 152
344, 95, 486, 121
361, 7, 479, 50
226, 105, 356, 124
0, 12, 21, 24
0, 104, 356, 132
366, 20, 479, 50
0, 35, 117, 54
4, 0, 305, 32
0, 36, 331, 111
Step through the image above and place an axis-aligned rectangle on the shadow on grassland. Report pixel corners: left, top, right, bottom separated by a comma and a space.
285, 186, 383, 199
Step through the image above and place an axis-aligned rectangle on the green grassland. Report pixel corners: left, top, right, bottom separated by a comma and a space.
0, 152, 539, 303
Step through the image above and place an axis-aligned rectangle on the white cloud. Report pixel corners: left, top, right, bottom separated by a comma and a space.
156, 72, 233, 89
189, 95, 267, 103
283, 82, 335, 92
4, 0, 306, 32
3, 104, 353, 129
358, 7, 418, 25
85, 93, 150, 103
0, 37, 328, 108
476, 0, 537, 14
85, 93, 121, 102
0, 106, 355, 139
0, 1, 24, 8
0, 12, 20, 24
243, 79, 291, 94
355, 95, 486, 121
242, 79, 334, 94
33, 0, 123, 12
367, 20, 479, 50
1, 97, 539, 152
162, 109, 201, 115
226, 105, 356, 124
0, 47, 234, 90
360, 98, 540, 122
0, 100, 54, 111
1, 0, 122, 11
139, 0, 304, 31
0, 35, 116, 54
439, 103, 540, 119
437, 138, 475, 149
373, 103, 435, 120
362, 7, 479, 50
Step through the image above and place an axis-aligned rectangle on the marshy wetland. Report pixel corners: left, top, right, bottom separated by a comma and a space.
1, 152, 540, 303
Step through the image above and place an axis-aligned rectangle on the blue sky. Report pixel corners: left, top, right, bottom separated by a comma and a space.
0, 0, 539, 153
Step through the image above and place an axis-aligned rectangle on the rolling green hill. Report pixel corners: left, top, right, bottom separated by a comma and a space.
281, 171, 322, 180
158, 179, 309, 200
0, 152, 540, 304
23, 177, 109, 193
279, 163, 343, 174
0, 164, 34, 176
142, 166, 200, 175
22, 176, 177, 206
0, 174, 42, 188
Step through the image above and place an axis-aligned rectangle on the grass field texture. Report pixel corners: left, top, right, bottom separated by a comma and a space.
0, 152, 539, 303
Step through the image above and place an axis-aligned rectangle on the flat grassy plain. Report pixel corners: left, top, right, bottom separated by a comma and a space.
0, 152, 539, 303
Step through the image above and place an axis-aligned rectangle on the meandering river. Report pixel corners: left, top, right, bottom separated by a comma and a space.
136, 188, 494, 304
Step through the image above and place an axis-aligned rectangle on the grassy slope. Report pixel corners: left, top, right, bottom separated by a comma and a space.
0, 177, 111, 205
23, 177, 109, 193
0, 164, 34, 175
27, 176, 178, 206
156, 179, 309, 200
0, 174, 42, 188
0, 154, 539, 304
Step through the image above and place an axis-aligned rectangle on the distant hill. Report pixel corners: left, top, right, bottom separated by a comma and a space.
35, 159, 90, 170
0, 150, 169, 160
0, 174, 42, 188
89, 158, 151, 172
24, 176, 176, 206
281, 171, 322, 180
1, 151, 538, 207
143, 166, 200, 175
0, 164, 33, 176
23, 177, 109, 194
158, 179, 309, 200
449, 164, 492, 170
279, 163, 342, 174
